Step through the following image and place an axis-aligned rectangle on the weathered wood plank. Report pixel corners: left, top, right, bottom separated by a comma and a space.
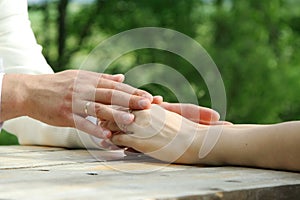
0, 145, 64, 154
0, 146, 299, 200
0, 146, 126, 169
1, 166, 300, 200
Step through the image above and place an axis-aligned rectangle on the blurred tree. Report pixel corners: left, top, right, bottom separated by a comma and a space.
57, 0, 69, 70
210, 0, 300, 123
26, 0, 300, 124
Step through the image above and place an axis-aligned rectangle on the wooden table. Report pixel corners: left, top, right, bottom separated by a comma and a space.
0, 146, 299, 200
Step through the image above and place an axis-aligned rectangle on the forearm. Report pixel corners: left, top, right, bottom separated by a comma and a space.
111, 105, 300, 171
198, 122, 300, 171
1, 74, 29, 122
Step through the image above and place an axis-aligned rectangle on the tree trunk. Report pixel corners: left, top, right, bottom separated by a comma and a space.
56, 0, 69, 71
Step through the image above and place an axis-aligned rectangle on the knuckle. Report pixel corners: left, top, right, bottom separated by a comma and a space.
132, 88, 142, 95
113, 82, 122, 90
98, 78, 105, 86
129, 96, 140, 106
104, 90, 113, 101
94, 104, 103, 116
95, 104, 112, 120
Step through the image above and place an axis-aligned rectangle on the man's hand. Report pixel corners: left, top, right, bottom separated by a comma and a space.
1, 70, 158, 138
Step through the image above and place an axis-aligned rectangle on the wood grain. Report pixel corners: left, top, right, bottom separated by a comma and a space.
0, 146, 299, 200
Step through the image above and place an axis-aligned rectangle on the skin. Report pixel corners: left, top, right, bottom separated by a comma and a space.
110, 104, 300, 171
100, 102, 222, 149
158, 102, 223, 125
1, 70, 158, 138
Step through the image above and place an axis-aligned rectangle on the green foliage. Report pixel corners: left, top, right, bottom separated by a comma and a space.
27, 0, 300, 124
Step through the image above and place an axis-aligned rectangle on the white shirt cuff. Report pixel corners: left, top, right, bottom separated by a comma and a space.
0, 73, 5, 130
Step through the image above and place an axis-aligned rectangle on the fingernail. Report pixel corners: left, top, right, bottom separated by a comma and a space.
138, 99, 150, 108
113, 74, 125, 82
103, 130, 111, 138
113, 74, 124, 77
122, 113, 134, 124
154, 95, 163, 103
213, 110, 220, 120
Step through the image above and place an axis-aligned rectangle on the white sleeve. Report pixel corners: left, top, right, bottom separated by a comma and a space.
0, 72, 4, 129
3, 117, 104, 149
0, 0, 53, 73
0, 0, 102, 149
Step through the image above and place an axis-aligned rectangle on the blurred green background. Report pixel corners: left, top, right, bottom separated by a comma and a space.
1, 0, 300, 145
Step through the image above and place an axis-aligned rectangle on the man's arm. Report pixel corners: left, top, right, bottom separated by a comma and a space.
0, 0, 153, 147
1, 71, 154, 137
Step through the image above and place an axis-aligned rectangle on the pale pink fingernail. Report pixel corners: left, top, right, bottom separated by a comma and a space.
103, 130, 111, 138
213, 110, 220, 120
138, 99, 150, 108
122, 113, 134, 124
113, 74, 125, 82
154, 95, 163, 103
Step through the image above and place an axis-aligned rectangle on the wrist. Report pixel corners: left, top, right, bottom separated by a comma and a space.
193, 125, 228, 165
176, 123, 226, 165
1, 74, 30, 121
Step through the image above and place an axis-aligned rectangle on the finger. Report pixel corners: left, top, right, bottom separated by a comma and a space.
111, 133, 135, 147
97, 78, 153, 101
100, 121, 121, 132
108, 145, 122, 150
159, 102, 220, 123
124, 148, 145, 157
100, 139, 111, 149
100, 139, 121, 150
210, 121, 233, 125
101, 74, 125, 82
79, 101, 135, 125
76, 70, 124, 83
95, 89, 151, 109
152, 96, 163, 104
73, 114, 111, 138
124, 147, 140, 154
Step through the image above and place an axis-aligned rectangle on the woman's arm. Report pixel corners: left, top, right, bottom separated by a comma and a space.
216, 122, 300, 171
111, 105, 300, 171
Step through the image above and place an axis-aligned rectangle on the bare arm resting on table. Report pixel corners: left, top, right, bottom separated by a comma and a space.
111, 105, 300, 171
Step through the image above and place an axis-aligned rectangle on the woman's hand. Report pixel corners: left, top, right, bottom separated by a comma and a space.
110, 105, 300, 171
109, 104, 212, 164
1, 70, 158, 138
